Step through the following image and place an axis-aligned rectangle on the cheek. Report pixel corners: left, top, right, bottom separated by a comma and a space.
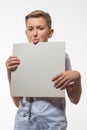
40, 35, 48, 41
26, 33, 32, 39
40, 32, 49, 40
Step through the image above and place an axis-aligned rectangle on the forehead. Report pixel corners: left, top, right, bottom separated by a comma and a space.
26, 17, 47, 26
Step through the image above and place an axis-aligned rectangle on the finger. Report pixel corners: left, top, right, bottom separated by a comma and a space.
8, 60, 20, 66
53, 76, 65, 87
6, 62, 20, 70
52, 72, 64, 81
54, 78, 68, 88
6, 57, 20, 67
60, 80, 69, 90
8, 64, 19, 71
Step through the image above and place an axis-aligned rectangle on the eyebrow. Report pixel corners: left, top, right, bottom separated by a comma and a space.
27, 25, 45, 28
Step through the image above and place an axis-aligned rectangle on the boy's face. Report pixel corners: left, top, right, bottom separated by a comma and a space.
25, 17, 54, 44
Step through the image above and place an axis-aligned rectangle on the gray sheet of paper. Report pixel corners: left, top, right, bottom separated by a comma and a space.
11, 42, 65, 97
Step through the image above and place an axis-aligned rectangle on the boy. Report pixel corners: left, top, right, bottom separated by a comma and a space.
6, 10, 82, 130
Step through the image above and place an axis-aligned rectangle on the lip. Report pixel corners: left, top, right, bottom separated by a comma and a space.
32, 39, 39, 44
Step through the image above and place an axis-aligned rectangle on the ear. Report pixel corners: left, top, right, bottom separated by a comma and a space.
48, 29, 54, 38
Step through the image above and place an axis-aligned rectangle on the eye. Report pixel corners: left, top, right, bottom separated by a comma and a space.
27, 27, 33, 31
39, 27, 44, 30
38, 26, 44, 30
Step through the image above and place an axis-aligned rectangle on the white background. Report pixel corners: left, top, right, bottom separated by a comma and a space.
0, 0, 87, 129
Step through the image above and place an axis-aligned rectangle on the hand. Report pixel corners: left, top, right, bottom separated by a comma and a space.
52, 70, 80, 90
6, 56, 20, 71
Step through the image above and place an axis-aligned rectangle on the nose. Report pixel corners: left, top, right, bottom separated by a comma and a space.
33, 29, 38, 37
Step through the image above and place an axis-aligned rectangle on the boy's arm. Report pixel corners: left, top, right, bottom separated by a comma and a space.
6, 56, 21, 107
66, 71, 82, 104
64, 53, 82, 104
52, 70, 82, 104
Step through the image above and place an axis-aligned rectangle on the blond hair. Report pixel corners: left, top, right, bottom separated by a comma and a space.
25, 10, 52, 29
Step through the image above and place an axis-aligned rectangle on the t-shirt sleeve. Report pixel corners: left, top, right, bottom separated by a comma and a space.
65, 53, 72, 70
